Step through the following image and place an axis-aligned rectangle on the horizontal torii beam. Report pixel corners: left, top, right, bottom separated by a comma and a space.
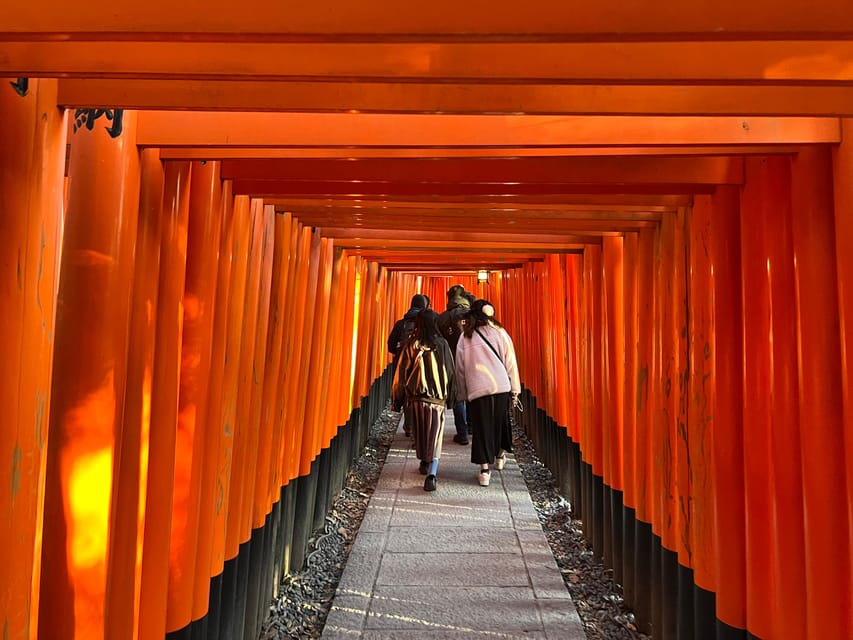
266, 195, 693, 208
2, 1, 851, 36
159, 146, 801, 159
56, 79, 853, 116
136, 113, 841, 147
220, 157, 743, 185
2, 41, 852, 83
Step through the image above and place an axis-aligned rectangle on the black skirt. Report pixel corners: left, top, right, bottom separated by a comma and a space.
468, 392, 513, 465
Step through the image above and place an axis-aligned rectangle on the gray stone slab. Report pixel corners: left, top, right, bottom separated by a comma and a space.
323, 593, 372, 637
385, 527, 520, 554
361, 632, 548, 639
376, 552, 529, 587
364, 586, 544, 632
321, 410, 587, 640
358, 494, 395, 532
374, 464, 406, 491
515, 530, 553, 554
387, 499, 514, 528
337, 535, 386, 590
537, 599, 586, 639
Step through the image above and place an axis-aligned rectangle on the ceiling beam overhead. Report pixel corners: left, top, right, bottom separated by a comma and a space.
220, 156, 742, 185
329, 239, 588, 252
158, 145, 802, 160
315, 228, 601, 244
56, 79, 853, 116
3, 0, 852, 37
290, 214, 650, 234
285, 204, 667, 219
231, 179, 713, 197
267, 194, 693, 208
136, 112, 841, 147
5, 41, 853, 83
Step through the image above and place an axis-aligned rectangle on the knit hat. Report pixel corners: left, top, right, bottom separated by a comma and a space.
410, 294, 428, 310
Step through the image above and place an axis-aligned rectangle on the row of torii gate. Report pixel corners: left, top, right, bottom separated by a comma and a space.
1, 2, 853, 639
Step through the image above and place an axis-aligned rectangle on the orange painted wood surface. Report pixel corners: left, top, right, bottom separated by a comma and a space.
790, 146, 850, 640
136, 112, 842, 148
0, 78, 66, 640
210, 193, 249, 573
194, 180, 234, 617
166, 161, 223, 632
685, 197, 715, 594
833, 121, 853, 602
107, 148, 163, 640
602, 237, 624, 492
41, 110, 140, 640
138, 159, 190, 640
709, 185, 747, 631
7, 40, 853, 83
4, 0, 853, 36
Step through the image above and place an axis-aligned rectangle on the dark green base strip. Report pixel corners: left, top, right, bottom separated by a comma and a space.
716, 620, 748, 640
603, 485, 614, 570
233, 538, 252, 636
634, 519, 654, 634
217, 553, 239, 639
279, 481, 297, 577
166, 623, 191, 640
677, 562, 696, 639
518, 388, 759, 640
290, 456, 321, 572
172, 366, 402, 639
694, 584, 716, 640
610, 488, 624, 586
621, 504, 637, 617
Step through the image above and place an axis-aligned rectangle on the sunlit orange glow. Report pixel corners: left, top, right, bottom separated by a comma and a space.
68, 447, 113, 569
60, 372, 117, 636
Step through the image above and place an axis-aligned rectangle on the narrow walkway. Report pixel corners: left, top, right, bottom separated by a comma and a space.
322, 411, 586, 639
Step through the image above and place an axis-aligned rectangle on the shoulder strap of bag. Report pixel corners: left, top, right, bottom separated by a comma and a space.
475, 327, 503, 364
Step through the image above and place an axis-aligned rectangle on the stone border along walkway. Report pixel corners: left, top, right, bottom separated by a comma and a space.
261, 406, 647, 639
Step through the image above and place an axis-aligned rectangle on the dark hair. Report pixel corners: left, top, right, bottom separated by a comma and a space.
462, 299, 503, 338
447, 284, 465, 299
410, 294, 428, 310
414, 309, 442, 347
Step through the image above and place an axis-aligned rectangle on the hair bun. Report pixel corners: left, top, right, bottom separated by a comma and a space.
482, 304, 495, 317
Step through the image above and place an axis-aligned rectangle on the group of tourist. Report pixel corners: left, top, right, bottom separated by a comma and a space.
388, 286, 521, 492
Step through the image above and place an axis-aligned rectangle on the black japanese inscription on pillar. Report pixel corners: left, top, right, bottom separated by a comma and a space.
73, 109, 124, 138
10, 78, 28, 97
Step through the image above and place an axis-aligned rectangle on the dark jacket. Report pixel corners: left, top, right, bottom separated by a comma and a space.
437, 294, 471, 354
387, 307, 423, 357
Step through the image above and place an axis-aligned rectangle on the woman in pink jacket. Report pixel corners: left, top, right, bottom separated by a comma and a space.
454, 299, 521, 487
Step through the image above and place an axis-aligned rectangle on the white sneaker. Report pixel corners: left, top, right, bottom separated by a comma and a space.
495, 454, 506, 470
478, 470, 491, 486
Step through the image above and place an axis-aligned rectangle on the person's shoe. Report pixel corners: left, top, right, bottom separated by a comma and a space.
453, 433, 469, 445
424, 475, 437, 491
418, 460, 429, 475
495, 453, 506, 470
478, 469, 491, 487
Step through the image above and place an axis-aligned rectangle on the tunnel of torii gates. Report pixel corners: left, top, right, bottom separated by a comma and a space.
1, 2, 853, 640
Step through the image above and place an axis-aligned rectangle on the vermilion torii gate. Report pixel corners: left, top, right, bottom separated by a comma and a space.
1, 2, 851, 639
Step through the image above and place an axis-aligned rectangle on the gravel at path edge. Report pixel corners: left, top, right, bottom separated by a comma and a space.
261, 406, 650, 640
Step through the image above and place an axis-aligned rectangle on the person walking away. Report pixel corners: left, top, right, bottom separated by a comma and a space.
454, 299, 521, 487
391, 310, 455, 492
437, 285, 472, 444
387, 294, 428, 436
